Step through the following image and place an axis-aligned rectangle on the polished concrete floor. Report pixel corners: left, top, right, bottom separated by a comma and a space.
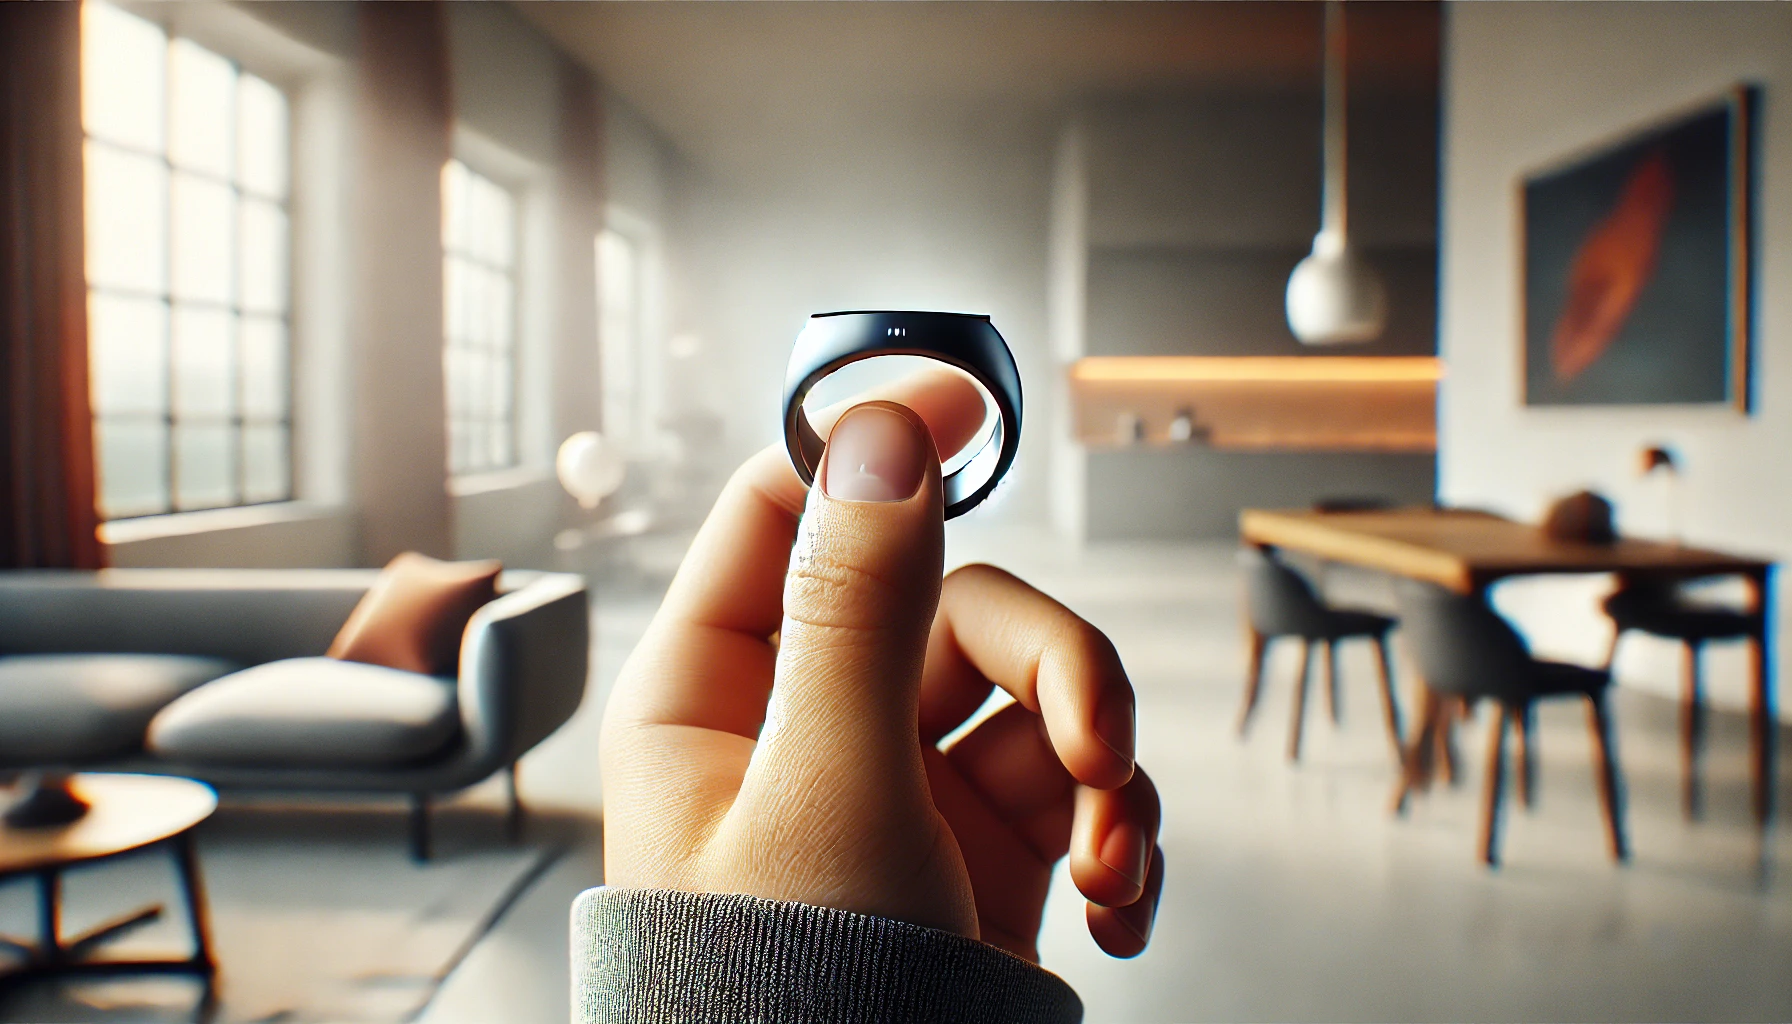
423, 531, 1792, 1023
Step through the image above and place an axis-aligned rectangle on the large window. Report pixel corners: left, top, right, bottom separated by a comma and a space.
442, 159, 519, 476
596, 227, 641, 450
82, 1, 293, 520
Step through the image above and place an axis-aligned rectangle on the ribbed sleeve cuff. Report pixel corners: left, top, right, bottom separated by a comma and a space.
572, 886, 1083, 1024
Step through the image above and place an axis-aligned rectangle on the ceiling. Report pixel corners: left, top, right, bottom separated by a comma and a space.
513, 1, 1440, 183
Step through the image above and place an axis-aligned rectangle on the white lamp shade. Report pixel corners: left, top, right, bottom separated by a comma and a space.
1285, 231, 1388, 345
556, 431, 626, 509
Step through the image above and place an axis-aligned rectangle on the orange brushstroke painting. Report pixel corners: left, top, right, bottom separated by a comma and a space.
1547, 150, 1676, 382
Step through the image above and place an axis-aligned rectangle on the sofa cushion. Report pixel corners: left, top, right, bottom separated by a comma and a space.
326, 552, 500, 676
0, 654, 240, 765
146, 657, 460, 768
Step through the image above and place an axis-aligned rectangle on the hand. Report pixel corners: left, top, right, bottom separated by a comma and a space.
600, 369, 1164, 962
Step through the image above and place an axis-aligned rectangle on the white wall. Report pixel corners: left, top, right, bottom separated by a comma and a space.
1441, 3, 1792, 715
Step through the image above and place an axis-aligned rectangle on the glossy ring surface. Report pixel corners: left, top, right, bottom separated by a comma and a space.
782, 310, 1023, 520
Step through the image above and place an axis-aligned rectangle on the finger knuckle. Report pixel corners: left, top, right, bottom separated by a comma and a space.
784, 549, 905, 633
1063, 617, 1122, 673
945, 562, 1013, 588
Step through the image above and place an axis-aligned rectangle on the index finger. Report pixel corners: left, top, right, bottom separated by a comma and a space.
927, 564, 1136, 790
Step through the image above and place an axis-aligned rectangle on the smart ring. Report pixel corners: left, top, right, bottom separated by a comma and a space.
782, 310, 1023, 520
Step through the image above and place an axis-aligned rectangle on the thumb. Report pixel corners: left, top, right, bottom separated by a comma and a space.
767, 399, 941, 781
725, 400, 973, 930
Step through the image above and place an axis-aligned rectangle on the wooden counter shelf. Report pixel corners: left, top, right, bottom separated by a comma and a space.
1070, 355, 1441, 453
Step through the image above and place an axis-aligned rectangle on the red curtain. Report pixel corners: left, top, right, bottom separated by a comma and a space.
0, 2, 105, 570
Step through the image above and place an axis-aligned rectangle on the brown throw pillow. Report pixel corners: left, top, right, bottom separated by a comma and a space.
326, 552, 502, 676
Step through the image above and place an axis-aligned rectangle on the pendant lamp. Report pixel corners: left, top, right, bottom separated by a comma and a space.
1285, 0, 1387, 345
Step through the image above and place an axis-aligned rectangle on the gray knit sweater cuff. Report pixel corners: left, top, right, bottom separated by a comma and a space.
572, 886, 1083, 1023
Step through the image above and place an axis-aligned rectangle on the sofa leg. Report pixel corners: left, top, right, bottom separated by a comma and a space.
410, 794, 431, 863
504, 763, 524, 843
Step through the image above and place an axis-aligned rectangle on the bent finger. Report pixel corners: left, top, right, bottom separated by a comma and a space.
929, 564, 1136, 789
1087, 845, 1165, 959
943, 701, 1077, 861
1069, 767, 1162, 909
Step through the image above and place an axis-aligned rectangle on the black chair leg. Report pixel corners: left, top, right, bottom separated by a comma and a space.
1682, 641, 1704, 820
1587, 692, 1629, 862
505, 762, 524, 842
1479, 702, 1510, 867
409, 793, 431, 863
1287, 639, 1312, 762
1238, 630, 1269, 737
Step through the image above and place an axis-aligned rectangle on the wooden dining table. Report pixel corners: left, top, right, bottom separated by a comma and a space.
1239, 506, 1777, 823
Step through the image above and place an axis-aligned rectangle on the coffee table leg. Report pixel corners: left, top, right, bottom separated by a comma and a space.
36, 868, 61, 961
172, 833, 215, 971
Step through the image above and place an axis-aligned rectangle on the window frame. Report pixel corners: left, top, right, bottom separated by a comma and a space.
82, 0, 297, 522
596, 204, 664, 460
441, 156, 525, 479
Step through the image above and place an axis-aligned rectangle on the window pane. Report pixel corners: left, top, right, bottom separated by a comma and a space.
480, 177, 515, 267
442, 162, 518, 475
598, 229, 639, 443
82, 1, 165, 152
174, 422, 234, 510
85, 143, 168, 294
489, 347, 513, 416
241, 423, 289, 503
96, 417, 169, 519
465, 350, 488, 418
441, 160, 468, 252
237, 73, 288, 199
443, 258, 466, 343
462, 264, 490, 350
460, 350, 489, 418
171, 172, 234, 304
465, 173, 491, 261
443, 348, 464, 417
88, 292, 167, 417
488, 421, 512, 471
169, 38, 235, 178
239, 199, 287, 314
489, 271, 514, 353
240, 316, 287, 420
172, 305, 233, 419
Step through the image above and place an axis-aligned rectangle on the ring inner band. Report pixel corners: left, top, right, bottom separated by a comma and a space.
790, 364, 1007, 510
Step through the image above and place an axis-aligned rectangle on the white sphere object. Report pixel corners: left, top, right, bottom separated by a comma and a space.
1285, 231, 1388, 345
556, 432, 626, 509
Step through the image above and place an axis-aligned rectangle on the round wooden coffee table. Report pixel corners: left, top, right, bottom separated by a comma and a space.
0, 774, 217, 987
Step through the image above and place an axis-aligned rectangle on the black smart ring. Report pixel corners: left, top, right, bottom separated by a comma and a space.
782, 310, 1023, 520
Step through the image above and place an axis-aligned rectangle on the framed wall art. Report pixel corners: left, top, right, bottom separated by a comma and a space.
1521, 86, 1756, 410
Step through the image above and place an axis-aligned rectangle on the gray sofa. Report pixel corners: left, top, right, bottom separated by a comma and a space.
0, 569, 589, 859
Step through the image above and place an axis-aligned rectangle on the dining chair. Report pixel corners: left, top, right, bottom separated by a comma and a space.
1394, 579, 1628, 867
1236, 546, 1402, 763
1603, 579, 1754, 818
